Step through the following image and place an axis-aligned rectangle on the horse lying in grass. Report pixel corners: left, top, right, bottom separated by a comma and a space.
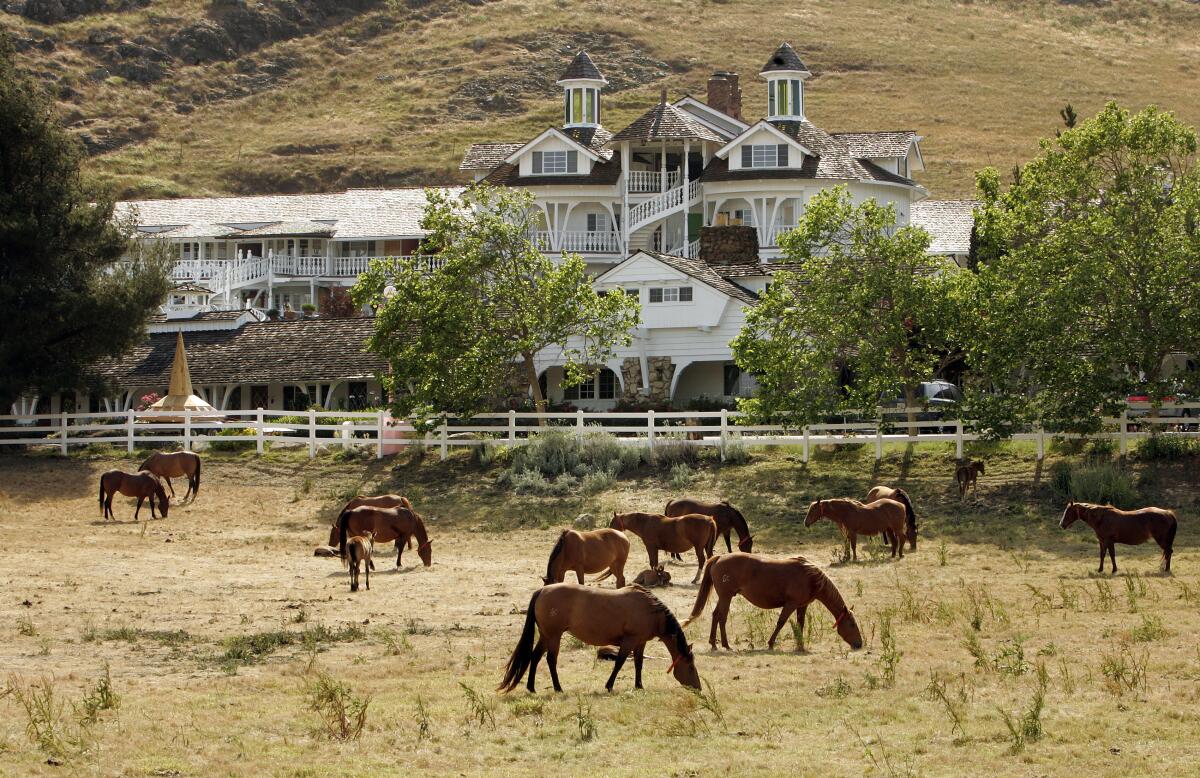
610, 511, 717, 583
139, 451, 201, 503
865, 485, 918, 550
804, 499, 907, 561
542, 528, 630, 587
498, 583, 700, 693
632, 564, 671, 587
663, 498, 753, 554
684, 553, 863, 652
99, 470, 169, 521
1060, 501, 1177, 574
329, 505, 431, 568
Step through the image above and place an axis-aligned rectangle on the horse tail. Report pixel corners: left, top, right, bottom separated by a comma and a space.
498, 588, 542, 692
337, 510, 351, 559
683, 555, 718, 627
545, 531, 568, 582
138, 453, 153, 472
98, 477, 105, 516
892, 489, 917, 547
192, 455, 200, 499
663, 498, 677, 515
592, 568, 613, 582
1165, 513, 1178, 556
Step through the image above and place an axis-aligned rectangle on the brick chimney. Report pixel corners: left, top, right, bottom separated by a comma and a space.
706, 71, 742, 121
699, 225, 759, 266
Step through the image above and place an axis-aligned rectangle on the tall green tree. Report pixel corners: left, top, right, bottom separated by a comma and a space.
354, 185, 640, 421
965, 102, 1200, 434
732, 186, 962, 428
0, 36, 170, 413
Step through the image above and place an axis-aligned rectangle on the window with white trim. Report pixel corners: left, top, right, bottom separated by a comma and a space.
586, 213, 610, 232
648, 286, 693, 303
532, 150, 578, 175
741, 143, 790, 168
564, 369, 618, 400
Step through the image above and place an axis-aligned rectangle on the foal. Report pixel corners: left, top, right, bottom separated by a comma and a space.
1060, 501, 1177, 574
342, 531, 375, 593
956, 460, 984, 498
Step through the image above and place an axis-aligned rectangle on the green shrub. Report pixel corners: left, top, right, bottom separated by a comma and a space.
669, 463, 696, 489
1052, 462, 1137, 507
1136, 435, 1198, 461
723, 441, 750, 464
510, 428, 580, 477
652, 437, 699, 469
208, 426, 255, 452
502, 430, 646, 493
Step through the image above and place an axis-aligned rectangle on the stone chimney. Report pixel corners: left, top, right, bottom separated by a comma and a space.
706, 71, 742, 121
699, 225, 759, 266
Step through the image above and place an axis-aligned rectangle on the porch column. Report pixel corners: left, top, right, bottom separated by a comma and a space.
660, 140, 667, 192
620, 143, 631, 253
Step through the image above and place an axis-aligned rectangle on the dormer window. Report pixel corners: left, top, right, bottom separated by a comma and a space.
532, 150, 578, 175
741, 143, 790, 168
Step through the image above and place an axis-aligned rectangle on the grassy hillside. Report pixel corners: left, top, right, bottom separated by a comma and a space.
5, 0, 1200, 200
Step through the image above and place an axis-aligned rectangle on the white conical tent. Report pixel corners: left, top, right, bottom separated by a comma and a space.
143, 332, 224, 421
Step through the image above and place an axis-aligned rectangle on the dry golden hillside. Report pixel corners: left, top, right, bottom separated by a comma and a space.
5, 0, 1200, 200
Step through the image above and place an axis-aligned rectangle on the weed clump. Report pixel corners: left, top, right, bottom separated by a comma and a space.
303, 670, 370, 741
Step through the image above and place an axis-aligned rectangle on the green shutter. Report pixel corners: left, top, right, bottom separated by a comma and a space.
791, 80, 801, 116
741, 145, 752, 167
564, 91, 570, 125
777, 144, 789, 166
567, 150, 578, 173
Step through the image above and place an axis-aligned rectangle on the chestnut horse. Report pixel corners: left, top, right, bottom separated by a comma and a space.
341, 530, 375, 593
99, 470, 169, 521
632, 564, 672, 588
542, 528, 630, 587
804, 499, 907, 560
865, 485, 918, 550
339, 494, 414, 549
139, 451, 201, 503
664, 498, 753, 554
330, 506, 431, 568
684, 553, 864, 652
956, 460, 984, 498
498, 583, 701, 693
1060, 501, 1177, 574
610, 511, 717, 583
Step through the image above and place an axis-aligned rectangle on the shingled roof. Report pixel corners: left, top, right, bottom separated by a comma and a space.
459, 143, 524, 171
638, 251, 759, 304
832, 130, 918, 159
559, 50, 606, 82
93, 318, 387, 387
760, 42, 808, 74
609, 102, 725, 144
911, 200, 977, 255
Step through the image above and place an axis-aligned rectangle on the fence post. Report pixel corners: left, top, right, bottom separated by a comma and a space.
874, 410, 883, 461
955, 418, 964, 461
126, 409, 135, 453
256, 408, 265, 454
647, 409, 656, 452
1119, 410, 1129, 456
576, 408, 585, 441
376, 411, 384, 460
60, 412, 68, 455
1036, 425, 1045, 461
439, 417, 448, 461
508, 409, 517, 447
341, 420, 352, 450
802, 426, 810, 464
184, 410, 192, 452
719, 408, 728, 462
307, 409, 316, 458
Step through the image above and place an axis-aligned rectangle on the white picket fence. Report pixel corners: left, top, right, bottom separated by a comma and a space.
2, 404, 1197, 462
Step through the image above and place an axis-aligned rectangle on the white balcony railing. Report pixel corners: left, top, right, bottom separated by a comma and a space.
626, 169, 681, 193
529, 231, 621, 254
167, 255, 431, 291
764, 225, 796, 247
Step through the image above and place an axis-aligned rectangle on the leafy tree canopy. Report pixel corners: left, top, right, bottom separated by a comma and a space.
965, 102, 1200, 434
0, 37, 170, 412
353, 185, 640, 422
732, 186, 962, 426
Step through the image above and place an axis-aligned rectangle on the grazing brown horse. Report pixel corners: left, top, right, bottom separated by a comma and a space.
684, 553, 864, 652
341, 530, 375, 593
330, 506, 432, 568
865, 485, 918, 550
139, 451, 201, 503
542, 529, 630, 588
956, 460, 984, 498
632, 564, 672, 588
339, 494, 415, 549
664, 498, 753, 554
99, 470, 169, 521
804, 499, 907, 560
610, 511, 717, 583
1060, 501, 1178, 574
498, 583, 701, 693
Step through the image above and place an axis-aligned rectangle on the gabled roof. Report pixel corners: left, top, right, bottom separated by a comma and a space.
831, 130, 919, 159
460, 143, 524, 171
607, 251, 759, 305
503, 127, 605, 166
671, 95, 747, 140
760, 42, 809, 74
609, 101, 725, 144
559, 50, 606, 83
481, 159, 621, 188
911, 199, 977, 255
714, 119, 816, 160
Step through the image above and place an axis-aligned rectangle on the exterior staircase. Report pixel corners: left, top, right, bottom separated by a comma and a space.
626, 179, 701, 235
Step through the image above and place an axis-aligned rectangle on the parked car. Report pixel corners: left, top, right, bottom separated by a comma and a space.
882, 380, 963, 423
1126, 393, 1193, 419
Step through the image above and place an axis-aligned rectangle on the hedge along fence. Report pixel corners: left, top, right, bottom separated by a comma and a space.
2, 402, 1198, 462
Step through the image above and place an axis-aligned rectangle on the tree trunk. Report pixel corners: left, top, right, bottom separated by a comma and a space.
902, 383, 919, 439
523, 352, 547, 427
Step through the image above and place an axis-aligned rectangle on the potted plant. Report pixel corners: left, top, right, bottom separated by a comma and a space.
301, 303, 317, 317
266, 308, 281, 321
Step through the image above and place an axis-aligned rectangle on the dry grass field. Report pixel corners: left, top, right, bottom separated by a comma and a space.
0, 442, 1198, 776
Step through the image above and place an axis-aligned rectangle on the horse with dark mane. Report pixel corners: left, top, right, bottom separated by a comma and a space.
139, 451, 201, 503
865, 485, 918, 550
956, 460, 984, 499
341, 530, 375, 593
498, 583, 701, 693
338, 494, 415, 549
609, 511, 717, 583
1060, 501, 1177, 574
99, 470, 169, 521
684, 553, 863, 652
664, 498, 753, 554
542, 528, 630, 587
804, 499, 907, 561
329, 505, 432, 568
